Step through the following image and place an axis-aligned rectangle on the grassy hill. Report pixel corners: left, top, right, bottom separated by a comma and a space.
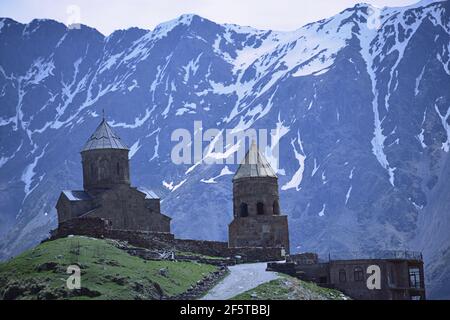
232, 275, 349, 300
0, 236, 218, 300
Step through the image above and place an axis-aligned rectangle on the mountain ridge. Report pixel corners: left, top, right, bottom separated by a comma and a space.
0, 0, 449, 298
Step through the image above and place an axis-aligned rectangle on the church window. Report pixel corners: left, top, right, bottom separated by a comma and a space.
240, 203, 248, 217
257, 202, 265, 215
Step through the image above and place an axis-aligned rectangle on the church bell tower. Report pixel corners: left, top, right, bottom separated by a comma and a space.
81, 118, 130, 191
228, 142, 290, 252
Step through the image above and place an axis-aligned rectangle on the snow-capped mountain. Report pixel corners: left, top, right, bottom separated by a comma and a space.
0, 0, 449, 298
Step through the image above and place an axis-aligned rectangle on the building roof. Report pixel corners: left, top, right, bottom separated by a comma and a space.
233, 141, 277, 180
137, 187, 160, 199
62, 190, 92, 201
81, 118, 129, 152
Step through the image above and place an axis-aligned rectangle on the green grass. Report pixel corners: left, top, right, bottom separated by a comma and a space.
231, 275, 349, 300
0, 236, 218, 300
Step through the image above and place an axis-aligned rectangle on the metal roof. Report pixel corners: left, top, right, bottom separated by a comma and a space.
62, 190, 92, 201
137, 187, 160, 199
233, 141, 277, 180
81, 119, 129, 152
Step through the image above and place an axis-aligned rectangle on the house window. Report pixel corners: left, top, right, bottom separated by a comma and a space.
409, 267, 421, 288
257, 202, 265, 215
240, 203, 248, 217
354, 266, 364, 281
339, 269, 347, 283
273, 200, 280, 215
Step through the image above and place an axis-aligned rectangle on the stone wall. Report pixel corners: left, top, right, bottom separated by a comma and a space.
53, 217, 285, 262
228, 215, 290, 253
172, 239, 285, 262
87, 186, 171, 233
287, 252, 319, 265
53, 217, 112, 238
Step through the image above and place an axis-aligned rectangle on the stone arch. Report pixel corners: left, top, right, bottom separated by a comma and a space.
240, 203, 248, 217
257, 202, 265, 215
273, 200, 280, 215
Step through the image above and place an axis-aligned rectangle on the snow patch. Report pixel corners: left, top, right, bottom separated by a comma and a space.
282, 131, 306, 191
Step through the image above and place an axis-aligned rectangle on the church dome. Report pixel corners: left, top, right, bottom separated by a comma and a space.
81, 118, 129, 152
233, 141, 277, 180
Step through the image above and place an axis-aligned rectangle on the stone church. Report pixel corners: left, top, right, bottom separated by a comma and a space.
56, 118, 171, 232
228, 142, 290, 253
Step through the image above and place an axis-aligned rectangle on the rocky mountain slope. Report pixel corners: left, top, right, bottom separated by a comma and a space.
0, 0, 449, 298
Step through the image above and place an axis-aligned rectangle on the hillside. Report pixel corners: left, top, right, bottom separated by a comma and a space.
0, 236, 218, 300
232, 275, 349, 300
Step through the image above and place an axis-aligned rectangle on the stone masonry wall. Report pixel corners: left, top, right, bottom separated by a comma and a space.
53, 217, 285, 262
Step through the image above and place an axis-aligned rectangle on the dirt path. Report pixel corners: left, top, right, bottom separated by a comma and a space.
201, 262, 279, 300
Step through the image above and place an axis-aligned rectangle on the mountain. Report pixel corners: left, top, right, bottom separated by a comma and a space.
0, 0, 449, 298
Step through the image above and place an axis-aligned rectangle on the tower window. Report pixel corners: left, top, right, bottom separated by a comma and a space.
240, 203, 248, 217
339, 269, 347, 283
354, 266, 364, 282
273, 200, 280, 215
116, 162, 120, 175
257, 202, 265, 215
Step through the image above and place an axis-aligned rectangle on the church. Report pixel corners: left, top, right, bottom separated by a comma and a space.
55, 117, 290, 255
55, 117, 171, 233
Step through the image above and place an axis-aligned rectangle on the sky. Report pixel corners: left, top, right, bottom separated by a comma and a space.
0, 0, 422, 35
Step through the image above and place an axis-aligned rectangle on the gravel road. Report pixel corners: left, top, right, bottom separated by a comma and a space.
201, 262, 280, 300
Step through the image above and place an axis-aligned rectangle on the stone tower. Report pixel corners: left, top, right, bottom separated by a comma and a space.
228, 142, 290, 253
81, 118, 130, 191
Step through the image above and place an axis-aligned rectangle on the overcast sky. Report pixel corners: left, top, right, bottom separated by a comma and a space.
0, 0, 422, 35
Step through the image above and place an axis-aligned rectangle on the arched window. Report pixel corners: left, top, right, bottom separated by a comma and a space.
257, 202, 265, 215
354, 267, 364, 282
240, 203, 248, 217
99, 159, 108, 180
339, 269, 347, 283
273, 200, 280, 215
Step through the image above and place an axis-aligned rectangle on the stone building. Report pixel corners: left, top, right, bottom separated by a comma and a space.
228, 142, 290, 253
269, 251, 426, 300
55, 118, 171, 233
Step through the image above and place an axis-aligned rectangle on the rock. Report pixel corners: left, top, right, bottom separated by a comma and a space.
2, 283, 27, 300
72, 287, 101, 298
37, 289, 58, 300
36, 262, 59, 272
153, 282, 164, 298
159, 267, 168, 277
